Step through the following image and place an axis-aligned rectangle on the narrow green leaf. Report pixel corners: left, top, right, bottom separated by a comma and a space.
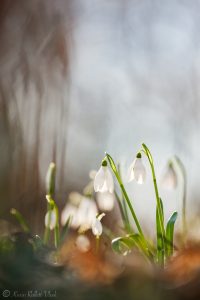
10, 208, 30, 233
54, 204, 60, 248
112, 234, 153, 261
166, 211, 178, 258
156, 198, 164, 265
112, 235, 138, 255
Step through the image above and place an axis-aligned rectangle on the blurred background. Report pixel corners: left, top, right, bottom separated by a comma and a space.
1, 0, 200, 234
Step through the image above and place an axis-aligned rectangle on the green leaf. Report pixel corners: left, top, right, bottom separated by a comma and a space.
156, 198, 165, 265
165, 211, 178, 258
112, 235, 138, 255
112, 234, 153, 261
10, 208, 30, 233
46, 162, 56, 197
59, 216, 72, 246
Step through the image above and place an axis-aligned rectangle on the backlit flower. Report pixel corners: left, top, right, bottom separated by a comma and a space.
76, 234, 91, 252
128, 153, 146, 184
96, 192, 115, 211
77, 197, 98, 231
91, 213, 105, 237
161, 162, 177, 189
94, 161, 114, 193
45, 209, 56, 230
61, 203, 79, 228
92, 219, 102, 237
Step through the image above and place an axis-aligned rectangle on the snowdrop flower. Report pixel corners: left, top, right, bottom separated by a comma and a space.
77, 197, 98, 231
96, 192, 115, 211
161, 162, 177, 189
128, 153, 146, 184
94, 160, 114, 193
45, 209, 56, 230
92, 213, 105, 237
68, 192, 83, 206
76, 234, 91, 253
61, 203, 79, 228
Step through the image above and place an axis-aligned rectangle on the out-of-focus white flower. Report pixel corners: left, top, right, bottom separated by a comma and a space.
89, 170, 97, 180
61, 196, 98, 231
45, 209, 56, 230
83, 170, 97, 196
61, 203, 79, 228
91, 213, 105, 237
68, 192, 83, 206
94, 162, 114, 193
77, 197, 98, 231
96, 192, 115, 211
128, 153, 146, 184
92, 219, 102, 237
161, 163, 177, 189
83, 181, 94, 196
76, 234, 91, 252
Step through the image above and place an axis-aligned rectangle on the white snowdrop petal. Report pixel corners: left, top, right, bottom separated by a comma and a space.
94, 166, 105, 192
97, 192, 115, 211
127, 161, 135, 182
105, 168, 114, 193
161, 166, 177, 189
77, 197, 98, 229
92, 219, 103, 236
133, 158, 146, 184
61, 203, 79, 228
76, 235, 91, 252
45, 210, 56, 230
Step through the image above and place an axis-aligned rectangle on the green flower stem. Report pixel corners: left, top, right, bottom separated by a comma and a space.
142, 144, 165, 262
174, 156, 187, 243
54, 203, 60, 248
117, 164, 131, 232
114, 191, 132, 233
106, 153, 145, 239
43, 197, 53, 245
96, 236, 100, 253
43, 195, 60, 248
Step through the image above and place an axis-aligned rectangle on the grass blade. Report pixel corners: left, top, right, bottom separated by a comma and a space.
166, 211, 178, 258
156, 198, 164, 265
112, 235, 138, 255
60, 216, 72, 245
112, 234, 153, 261
10, 208, 30, 233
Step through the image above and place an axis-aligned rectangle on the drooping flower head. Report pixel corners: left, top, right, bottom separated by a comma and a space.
91, 213, 105, 237
61, 194, 98, 231
161, 161, 177, 189
128, 152, 146, 184
94, 159, 114, 193
96, 191, 115, 211
61, 203, 79, 228
45, 209, 56, 230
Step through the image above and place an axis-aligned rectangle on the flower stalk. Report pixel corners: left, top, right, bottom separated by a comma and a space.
141, 144, 165, 264
106, 153, 145, 239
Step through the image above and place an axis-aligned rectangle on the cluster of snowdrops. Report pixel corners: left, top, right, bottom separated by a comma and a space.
11, 143, 186, 267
